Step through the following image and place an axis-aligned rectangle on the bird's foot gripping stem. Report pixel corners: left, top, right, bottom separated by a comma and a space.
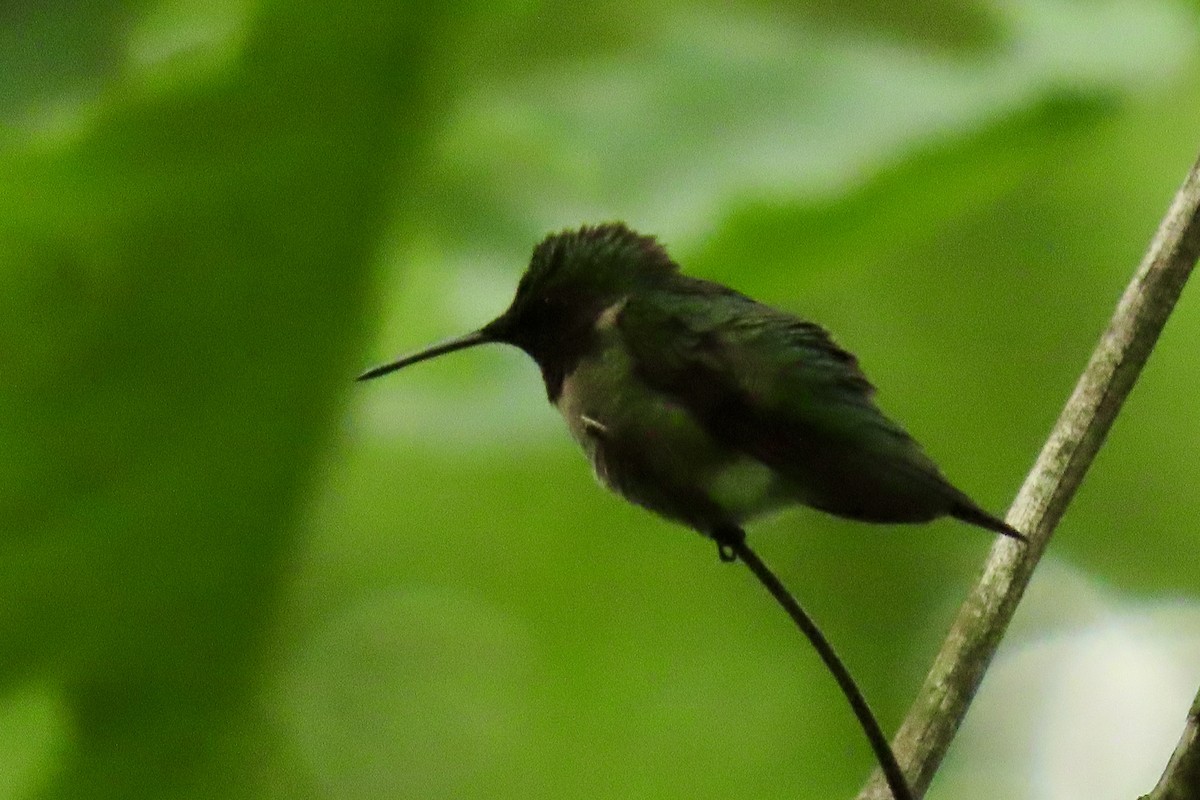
712, 525, 747, 563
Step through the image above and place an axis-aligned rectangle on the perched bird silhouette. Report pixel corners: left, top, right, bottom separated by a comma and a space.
359, 223, 1024, 556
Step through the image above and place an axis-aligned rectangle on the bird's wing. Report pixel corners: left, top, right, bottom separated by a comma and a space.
617, 279, 960, 521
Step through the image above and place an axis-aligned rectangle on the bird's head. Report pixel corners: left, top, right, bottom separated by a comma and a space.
358, 223, 678, 389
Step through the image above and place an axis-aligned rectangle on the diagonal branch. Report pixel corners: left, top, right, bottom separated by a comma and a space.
858, 152, 1200, 800
1140, 686, 1200, 800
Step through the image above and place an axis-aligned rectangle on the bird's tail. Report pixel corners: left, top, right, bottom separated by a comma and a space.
950, 501, 1027, 542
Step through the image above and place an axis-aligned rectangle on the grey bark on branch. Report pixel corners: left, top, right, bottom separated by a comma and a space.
858, 152, 1200, 800
1140, 687, 1200, 800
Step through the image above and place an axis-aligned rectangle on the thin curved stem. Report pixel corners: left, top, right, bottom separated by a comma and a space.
1141, 687, 1200, 800
723, 530, 913, 800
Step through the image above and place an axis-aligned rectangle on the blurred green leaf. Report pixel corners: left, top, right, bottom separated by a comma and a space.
0, 1, 450, 797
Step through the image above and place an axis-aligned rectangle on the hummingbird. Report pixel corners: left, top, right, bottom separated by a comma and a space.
359, 223, 1025, 558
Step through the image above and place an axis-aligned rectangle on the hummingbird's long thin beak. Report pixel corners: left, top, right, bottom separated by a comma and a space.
356, 328, 494, 382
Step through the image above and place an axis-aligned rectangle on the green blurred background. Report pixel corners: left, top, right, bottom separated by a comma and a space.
3, 1, 1200, 798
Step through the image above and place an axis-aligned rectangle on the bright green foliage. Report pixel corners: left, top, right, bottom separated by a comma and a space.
2, 1, 1199, 799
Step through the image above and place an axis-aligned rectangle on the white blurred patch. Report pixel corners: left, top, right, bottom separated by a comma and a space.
445, 258, 521, 333
932, 559, 1200, 800
354, 359, 560, 452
